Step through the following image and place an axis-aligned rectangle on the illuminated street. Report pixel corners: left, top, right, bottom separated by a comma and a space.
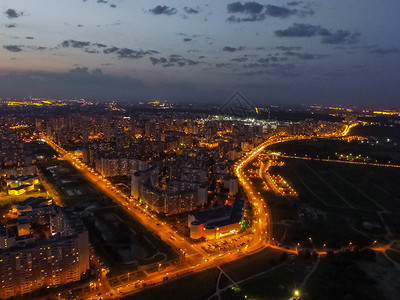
35, 122, 356, 298
1, 1, 400, 298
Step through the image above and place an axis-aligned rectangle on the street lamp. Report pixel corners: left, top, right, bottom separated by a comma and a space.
292, 289, 300, 299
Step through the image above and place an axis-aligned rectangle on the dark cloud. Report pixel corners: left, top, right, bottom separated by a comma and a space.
97, 0, 107, 3
26, 36, 34, 40
276, 46, 302, 51
61, 40, 91, 48
184, 7, 198, 14
183, 38, 192, 42
226, 2, 302, 22
257, 57, 270, 63
231, 57, 248, 62
369, 48, 400, 55
287, 1, 302, 6
116, 48, 158, 59
226, 13, 265, 23
27, 46, 47, 51
265, 4, 296, 18
227, 2, 264, 14
150, 57, 167, 65
149, 55, 200, 67
3, 45, 49, 53
275, 23, 320, 37
223, 46, 245, 52
103, 47, 158, 59
3, 45, 23, 52
61, 40, 158, 59
150, 5, 177, 16
283, 51, 329, 60
103, 47, 119, 54
117, 48, 139, 58
5, 24, 16, 28
321, 30, 360, 44
0, 68, 146, 100
84, 49, 99, 54
297, 53, 327, 60
186, 60, 199, 66
110, 4, 116, 8
226, 1, 265, 22
5, 8, 23, 19
275, 23, 360, 44
216, 63, 232, 68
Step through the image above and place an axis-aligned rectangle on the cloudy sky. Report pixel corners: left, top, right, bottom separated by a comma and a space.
1, 0, 400, 106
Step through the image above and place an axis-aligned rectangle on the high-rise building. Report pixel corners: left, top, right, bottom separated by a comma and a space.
0, 198, 89, 299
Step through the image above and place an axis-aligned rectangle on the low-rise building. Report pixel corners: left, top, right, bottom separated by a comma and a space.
188, 199, 245, 240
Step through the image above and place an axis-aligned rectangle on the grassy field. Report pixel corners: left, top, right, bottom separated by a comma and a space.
386, 250, 400, 264
268, 137, 400, 165
124, 268, 219, 300
126, 248, 289, 300
219, 255, 312, 300
243, 148, 400, 247
271, 158, 400, 246
280, 159, 400, 214
232, 264, 305, 300
305, 257, 382, 300
220, 247, 285, 282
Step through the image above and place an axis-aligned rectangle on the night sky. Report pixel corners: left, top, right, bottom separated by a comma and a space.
1, 0, 400, 106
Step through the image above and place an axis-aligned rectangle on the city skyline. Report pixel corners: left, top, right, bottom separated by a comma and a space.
1, 0, 400, 106
1, 96, 400, 299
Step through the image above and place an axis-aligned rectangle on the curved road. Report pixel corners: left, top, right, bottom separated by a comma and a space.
39, 122, 354, 298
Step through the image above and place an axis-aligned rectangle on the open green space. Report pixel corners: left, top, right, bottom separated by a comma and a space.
305, 256, 382, 300
273, 159, 400, 246
350, 124, 400, 142
390, 241, 400, 251
279, 159, 400, 215
124, 268, 219, 300
221, 263, 306, 300
268, 137, 400, 164
386, 249, 400, 264
286, 161, 350, 208
244, 140, 400, 248
221, 247, 285, 282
